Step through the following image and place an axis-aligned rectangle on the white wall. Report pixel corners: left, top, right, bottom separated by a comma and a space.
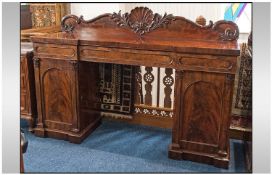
71, 3, 222, 22
123, 3, 222, 22
71, 3, 120, 19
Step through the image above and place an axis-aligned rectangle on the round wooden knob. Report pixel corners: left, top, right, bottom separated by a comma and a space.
196, 16, 206, 26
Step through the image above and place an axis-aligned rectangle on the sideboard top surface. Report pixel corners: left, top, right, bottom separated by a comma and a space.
31, 7, 240, 56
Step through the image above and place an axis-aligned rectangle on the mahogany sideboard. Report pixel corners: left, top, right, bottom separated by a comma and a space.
30, 7, 240, 168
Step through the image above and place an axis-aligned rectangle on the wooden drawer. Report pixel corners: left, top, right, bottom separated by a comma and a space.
34, 43, 77, 60
177, 55, 236, 74
79, 46, 173, 68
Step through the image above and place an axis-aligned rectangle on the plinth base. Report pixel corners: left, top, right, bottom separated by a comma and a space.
168, 143, 229, 169
34, 117, 101, 144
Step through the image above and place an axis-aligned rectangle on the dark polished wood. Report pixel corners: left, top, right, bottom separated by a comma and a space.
31, 7, 239, 168
169, 70, 235, 168
21, 42, 37, 131
32, 57, 101, 143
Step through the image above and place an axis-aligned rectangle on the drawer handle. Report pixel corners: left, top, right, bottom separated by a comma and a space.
227, 62, 233, 70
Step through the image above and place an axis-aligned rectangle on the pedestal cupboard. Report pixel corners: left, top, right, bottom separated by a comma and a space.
31, 7, 240, 168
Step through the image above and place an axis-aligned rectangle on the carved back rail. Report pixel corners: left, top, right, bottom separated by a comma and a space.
61, 7, 239, 42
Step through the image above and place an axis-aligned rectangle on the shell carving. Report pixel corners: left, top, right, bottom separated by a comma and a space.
111, 7, 175, 36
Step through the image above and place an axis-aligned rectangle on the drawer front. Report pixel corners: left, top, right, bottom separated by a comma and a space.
79, 46, 236, 73
79, 46, 172, 68
177, 56, 236, 74
34, 43, 77, 60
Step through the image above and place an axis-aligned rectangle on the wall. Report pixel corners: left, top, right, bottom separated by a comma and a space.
123, 3, 222, 22
70, 3, 120, 19
71, 3, 222, 22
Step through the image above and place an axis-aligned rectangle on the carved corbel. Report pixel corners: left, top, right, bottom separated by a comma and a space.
33, 57, 40, 68
175, 70, 184, 79
226, 74, 235, 84
169, 55, 183, 69
69, 60, 79, 70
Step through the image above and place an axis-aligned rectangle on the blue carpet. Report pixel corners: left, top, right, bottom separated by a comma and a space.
21, 119, 246, 173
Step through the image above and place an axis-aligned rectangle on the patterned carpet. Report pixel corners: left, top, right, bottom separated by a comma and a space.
21, 119, 246, 173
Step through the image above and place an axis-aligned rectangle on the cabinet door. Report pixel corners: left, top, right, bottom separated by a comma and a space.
177, 71, 232, 155
37, 58, 78, 132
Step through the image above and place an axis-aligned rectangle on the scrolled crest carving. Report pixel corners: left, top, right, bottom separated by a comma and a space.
61, 15, 83, 32
60, 7, 239, 41
220, 27, 238, 41
212, 21, 239, 41
111, 7, 175, 36
61, 15, 84, 32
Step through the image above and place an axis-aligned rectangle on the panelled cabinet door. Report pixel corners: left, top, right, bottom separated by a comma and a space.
38, 58, 78, 132
177, 71, 232, 158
